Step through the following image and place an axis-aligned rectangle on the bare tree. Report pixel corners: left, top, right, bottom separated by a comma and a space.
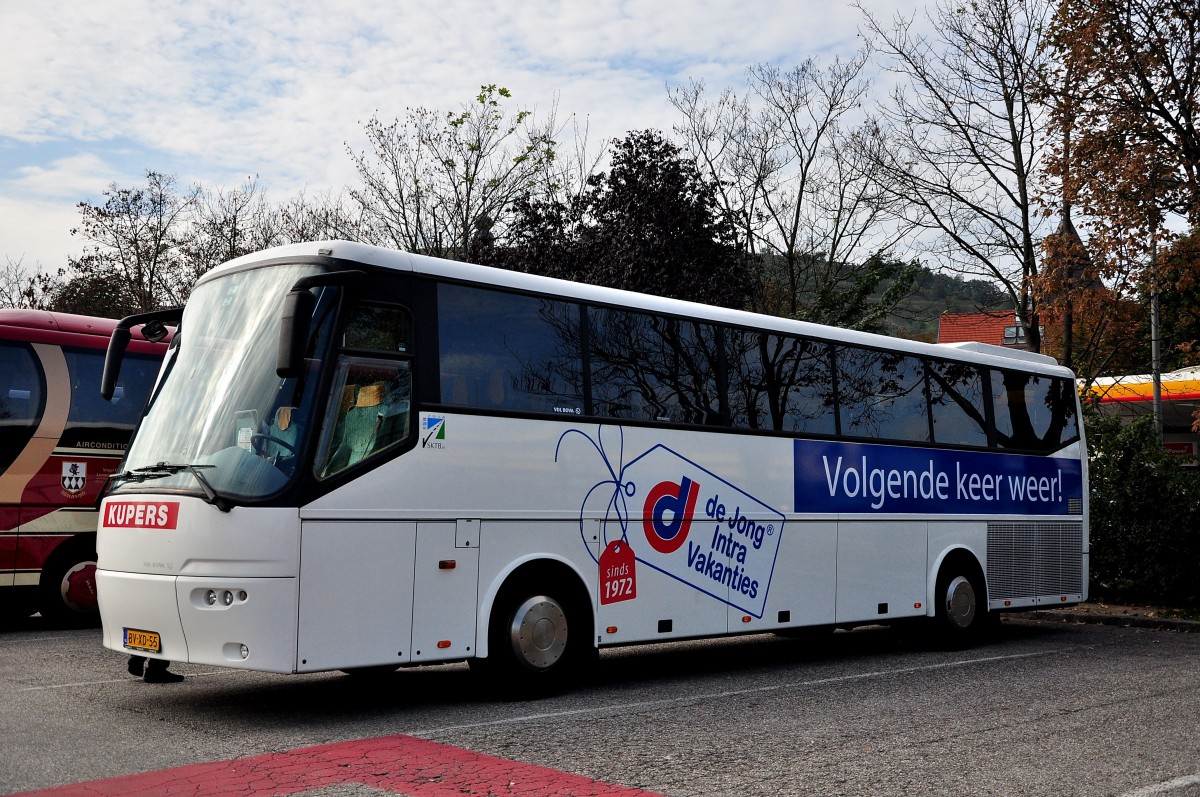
177, 176, 282, 287
859, 0, 1053, 350
669, 79, 774, 260
1, 256, 40, 309
347, 85, 558, 261
67, 171, 199, 312
276, 188, 370, 244
670, 54, 914, 321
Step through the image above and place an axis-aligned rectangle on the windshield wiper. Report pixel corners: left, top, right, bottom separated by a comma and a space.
107, 462, 232, 513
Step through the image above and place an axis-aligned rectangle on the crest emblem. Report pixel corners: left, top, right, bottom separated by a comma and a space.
61, 462, 87, 494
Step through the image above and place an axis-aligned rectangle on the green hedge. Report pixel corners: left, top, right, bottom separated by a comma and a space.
1085, 405, 1200, 608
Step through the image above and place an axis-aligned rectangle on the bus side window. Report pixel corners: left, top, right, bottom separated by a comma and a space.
728, 330, 835, 434
437, 284, 584, 415
0, 342, 44, 473
835, 346, 931, 443
61, 350, 160, 452
317, 360, 412, 478
991, 371, 1078, 452
928, 360, 988, 447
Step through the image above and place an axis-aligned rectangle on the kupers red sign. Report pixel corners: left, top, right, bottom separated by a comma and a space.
104, 501, 180, 529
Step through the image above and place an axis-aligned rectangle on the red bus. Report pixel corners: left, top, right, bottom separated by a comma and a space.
1, 310, 167, 624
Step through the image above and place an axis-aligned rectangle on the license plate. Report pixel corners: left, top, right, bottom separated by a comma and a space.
123, 628, 161, 653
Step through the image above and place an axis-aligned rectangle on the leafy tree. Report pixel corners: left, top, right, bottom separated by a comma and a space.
1045, 0, 1200, 240
578, 130, 749, 307
490, 129, 916, 321
1041, 0, 1200, 382
43, 274, 138, 318
811, 253, 920, 333
859, 0, 1054, 352
1085, 402, 1200, 607
491, 130, 752, 309
1155, 230, 1200, 373
1035, 214, 1145, 378
480, 191, 582, 280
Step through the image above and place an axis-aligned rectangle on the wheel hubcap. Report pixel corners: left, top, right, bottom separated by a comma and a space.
60, 561, 99, 613
509, 595, 568, 670
945, 575, 977, 630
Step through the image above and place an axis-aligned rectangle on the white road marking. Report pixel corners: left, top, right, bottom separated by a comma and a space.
409, 648, 1066, 736
1118, 774, 1200, 797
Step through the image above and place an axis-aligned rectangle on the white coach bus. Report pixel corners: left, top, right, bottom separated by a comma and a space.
96, 241, 1087, 692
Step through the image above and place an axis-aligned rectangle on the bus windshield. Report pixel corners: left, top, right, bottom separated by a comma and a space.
112, 263, 331, 502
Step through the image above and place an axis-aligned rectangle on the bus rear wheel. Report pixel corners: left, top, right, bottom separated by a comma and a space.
933, 556, 993, 647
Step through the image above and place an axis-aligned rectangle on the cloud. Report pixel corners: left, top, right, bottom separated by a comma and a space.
10, 153, 123, 200
0, 194, 81, 270
5, 0, 881, 166
1, 0, 928, 269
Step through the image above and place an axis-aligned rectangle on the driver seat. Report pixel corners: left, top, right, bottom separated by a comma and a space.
262, 406, 299, 460
340, 383, 386, 466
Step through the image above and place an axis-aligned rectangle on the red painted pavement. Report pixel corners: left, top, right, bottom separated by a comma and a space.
15, 734, 665, 796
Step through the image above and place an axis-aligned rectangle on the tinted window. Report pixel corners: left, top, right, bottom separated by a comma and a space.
728, 330, 835, 434
344, 305, 411, 353
589, 309, 722, 424
439, 284, 584, 414
991, 370, 1078, 452
0, 342, 44, 472
61, 349, 161, 451
928, 360, 989, 447
836, 346, 930, 442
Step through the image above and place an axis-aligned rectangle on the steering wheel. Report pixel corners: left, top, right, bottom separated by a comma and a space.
250, 433, 296, 456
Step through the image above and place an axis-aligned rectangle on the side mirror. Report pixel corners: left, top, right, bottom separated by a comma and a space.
100, 327, 132, 401
276, 289, 317, 378
275, 270, 365, 378
101, 308, 182, 401
141, 319, 170, 343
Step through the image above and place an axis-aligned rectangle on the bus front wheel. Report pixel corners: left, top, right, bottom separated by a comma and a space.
474, 578, 594, 696
507, 595, 570, 672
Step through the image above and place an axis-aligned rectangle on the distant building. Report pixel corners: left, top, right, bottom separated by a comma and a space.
1087, 369, 1200, 465
936, 311, 1041, 349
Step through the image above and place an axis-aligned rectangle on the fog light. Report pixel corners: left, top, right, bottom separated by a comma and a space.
238, 590, 248, 602
240, 644, 249, 659
205, 590, 217, 606
222, 590, 234, 606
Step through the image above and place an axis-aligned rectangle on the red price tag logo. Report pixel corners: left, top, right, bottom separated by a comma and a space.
600, 540, 637, 605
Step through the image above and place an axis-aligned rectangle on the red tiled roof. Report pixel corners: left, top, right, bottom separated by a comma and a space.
937, 311, 1018, 346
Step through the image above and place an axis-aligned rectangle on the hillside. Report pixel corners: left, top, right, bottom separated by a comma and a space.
880, 267, 1010, 342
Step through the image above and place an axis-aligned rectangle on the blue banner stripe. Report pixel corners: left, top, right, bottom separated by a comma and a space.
795, 440, 1083, 515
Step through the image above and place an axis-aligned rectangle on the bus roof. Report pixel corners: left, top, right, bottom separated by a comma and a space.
0, 309, 171, 347
211, 240, 1074, 378
0, 309, 123, 336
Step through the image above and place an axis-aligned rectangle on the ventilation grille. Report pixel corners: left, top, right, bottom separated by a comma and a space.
987, 522, 1083, 600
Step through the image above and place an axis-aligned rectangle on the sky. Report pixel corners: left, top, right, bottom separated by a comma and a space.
1, 0, 924, 272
